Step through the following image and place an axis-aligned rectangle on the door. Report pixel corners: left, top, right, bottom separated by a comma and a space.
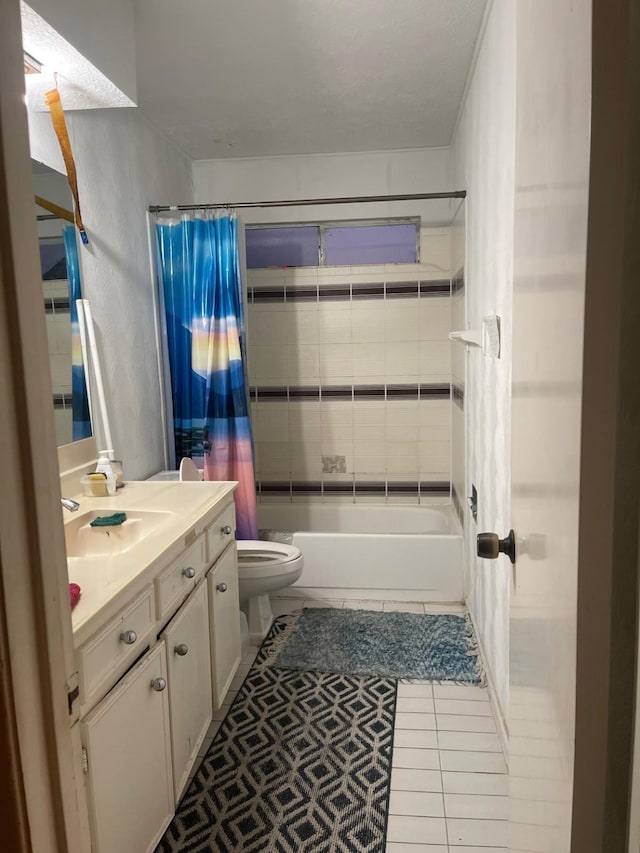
508, 2, 591, 851
81, 643, 174, 853
162, 581, 213, 802
208, 544, 241, 709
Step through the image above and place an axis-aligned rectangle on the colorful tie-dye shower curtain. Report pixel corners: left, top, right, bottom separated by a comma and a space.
63, 225, 91, 440
155, 213, 258, 540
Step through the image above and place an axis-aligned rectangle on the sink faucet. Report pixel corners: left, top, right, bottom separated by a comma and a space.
61, 498, 80, 512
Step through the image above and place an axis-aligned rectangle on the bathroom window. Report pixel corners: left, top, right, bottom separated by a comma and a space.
245, 219, 419, 268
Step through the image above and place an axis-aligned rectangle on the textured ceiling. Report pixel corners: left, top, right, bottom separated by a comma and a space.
133, 0, 487, 160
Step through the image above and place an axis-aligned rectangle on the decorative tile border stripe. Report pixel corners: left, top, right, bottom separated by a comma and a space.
419, 281, 450, 297
52, 393, 72, 409
250, 383, 451, 402
452, 383, 464, 409
257, 479, 452, 498
452, 267, 465, 296
452, 483, 465, 527
251, 279, 451, 304
44, 297, 70, 314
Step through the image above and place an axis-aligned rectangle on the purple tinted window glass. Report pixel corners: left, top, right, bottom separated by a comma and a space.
325, 224, 417, 265
246, 226, 319, 268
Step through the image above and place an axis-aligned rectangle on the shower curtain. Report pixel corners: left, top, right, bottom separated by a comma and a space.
155, 212, 258, 540
63, 225, 91, 440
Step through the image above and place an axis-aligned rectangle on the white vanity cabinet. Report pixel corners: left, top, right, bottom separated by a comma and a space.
208, 543, 241, 709
73, 486, 241, 853
81, 642, 173, 853
161, 579, 212, 802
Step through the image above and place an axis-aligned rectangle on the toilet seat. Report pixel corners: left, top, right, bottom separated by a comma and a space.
236, 540, 303, 579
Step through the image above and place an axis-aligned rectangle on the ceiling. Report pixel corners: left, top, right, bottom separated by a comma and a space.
133, 0, 488, 160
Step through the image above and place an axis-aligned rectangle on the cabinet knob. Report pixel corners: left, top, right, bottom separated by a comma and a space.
150, 677, 166, 692
216, 582, 228, 593
174, 643, 189, 656
182, 566, 196, 579
120, 630, 137, 645
221, 525, 232, 535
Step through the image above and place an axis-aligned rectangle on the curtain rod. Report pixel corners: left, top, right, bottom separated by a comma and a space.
148, 190, 466, 214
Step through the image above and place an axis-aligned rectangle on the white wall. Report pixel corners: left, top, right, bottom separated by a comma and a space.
450, 0, 516, 720
29, 108, 194, 479
24, 0, 137, 103
193, 148, 453, 225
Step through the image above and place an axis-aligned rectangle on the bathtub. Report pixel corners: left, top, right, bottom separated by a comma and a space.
257, 503, 463, 603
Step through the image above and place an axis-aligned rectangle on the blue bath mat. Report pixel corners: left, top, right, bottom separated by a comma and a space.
266, 609, 483, 684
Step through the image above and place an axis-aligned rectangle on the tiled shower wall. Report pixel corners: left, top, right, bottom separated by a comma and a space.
451, 202, 466, 525
247, 227, 452, 503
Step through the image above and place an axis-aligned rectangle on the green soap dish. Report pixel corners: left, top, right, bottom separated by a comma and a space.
89, 512, 127, 527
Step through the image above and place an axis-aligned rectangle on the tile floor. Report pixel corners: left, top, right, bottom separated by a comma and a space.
186, 597, 508, 853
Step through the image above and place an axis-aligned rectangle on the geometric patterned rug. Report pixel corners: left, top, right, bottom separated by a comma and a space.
155, 619, 397, 852
265, 608, 483, 684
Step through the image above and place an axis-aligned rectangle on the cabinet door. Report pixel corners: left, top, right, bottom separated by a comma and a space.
81, 642, 173, 853
162, 581, 213, 802
208, 543, 241, 709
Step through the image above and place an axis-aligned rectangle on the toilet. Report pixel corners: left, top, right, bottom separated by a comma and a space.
148, 459, 304, 642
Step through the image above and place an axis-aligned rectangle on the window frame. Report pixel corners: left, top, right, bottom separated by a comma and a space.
245, 217, 421, 268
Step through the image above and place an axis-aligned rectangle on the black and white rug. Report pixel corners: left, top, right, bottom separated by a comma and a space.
156, 620, 397, 852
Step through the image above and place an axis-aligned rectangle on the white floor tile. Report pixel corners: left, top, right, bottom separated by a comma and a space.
304, 599, 344, 608
269, 598, 301, 617
422, 603, 466, 614
436, 713, 496, 733
442, 771, 508, 796
439, 751, 507, 774
383, 602, 426, 613
386, 844, 448, 853
388, 790, 444, 817
446, 817, 508, 847
397, 683, 434, 699
395, 712, 436, 730
392, 748, 440, 770
444, 793, 508, 820
342, 599, 384, 610
433, 685, 489, 702
437, 731, 502, 753
434, 698, 492, 717
448, 847, 506, 853
394, 729, 439, 749
397, 697, 435, 714
390, 768, 443, 792
386, 815, 447, 845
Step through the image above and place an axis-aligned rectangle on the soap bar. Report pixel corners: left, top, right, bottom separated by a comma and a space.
81, 472, 109, 497
69, 583, 81, 610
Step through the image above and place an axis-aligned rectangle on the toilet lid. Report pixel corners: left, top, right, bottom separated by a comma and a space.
237, 540, 301, 568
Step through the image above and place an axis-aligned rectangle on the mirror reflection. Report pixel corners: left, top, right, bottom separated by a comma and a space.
32, 159, 91, 446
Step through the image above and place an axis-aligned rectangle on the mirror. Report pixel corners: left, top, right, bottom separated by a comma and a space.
31, 159, 91, 446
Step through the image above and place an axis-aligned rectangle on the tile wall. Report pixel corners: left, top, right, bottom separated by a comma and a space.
247, 228, 453, 504
451, 203, 466, 526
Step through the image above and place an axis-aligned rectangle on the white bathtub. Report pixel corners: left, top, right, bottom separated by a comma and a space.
257, 503, 463, 603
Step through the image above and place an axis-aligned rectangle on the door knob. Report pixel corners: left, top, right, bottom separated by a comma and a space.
120, 630, 137, 645
216, 582, 228, 592
150, 677, 166, 692
477, 530, 516, 564
221, 525, 232, 535
174, 643, 189, 656
182, 566, 196, 579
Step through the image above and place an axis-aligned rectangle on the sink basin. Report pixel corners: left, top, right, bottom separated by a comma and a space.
64, 510, 172, 558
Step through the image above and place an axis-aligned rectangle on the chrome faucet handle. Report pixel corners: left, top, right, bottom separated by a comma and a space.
60, 498, 80, 512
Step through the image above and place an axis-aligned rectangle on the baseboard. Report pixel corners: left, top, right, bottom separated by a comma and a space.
465, 603, 509, 768
285, 586, 464, 604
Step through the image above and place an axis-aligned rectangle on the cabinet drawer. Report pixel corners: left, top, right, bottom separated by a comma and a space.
155, 536, 206, 621
205, 502, 236, 566
78, 588, 155, 708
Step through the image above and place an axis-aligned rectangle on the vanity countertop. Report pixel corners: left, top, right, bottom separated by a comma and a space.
67, 480, 237, 646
